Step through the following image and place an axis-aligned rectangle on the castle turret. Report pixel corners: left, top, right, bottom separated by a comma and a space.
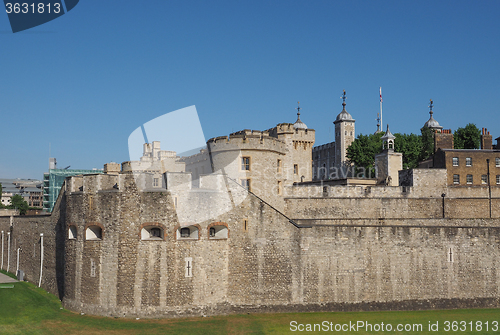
375, 124, 402, 186
423, 99, 443, 133
334, 90, 355, 169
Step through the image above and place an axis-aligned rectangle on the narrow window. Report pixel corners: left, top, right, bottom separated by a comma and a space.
496, 175, 500, 185
481, 175, 488, 184
453, 174, 460, 185
466, 174, 473, 184
185, 257, 193, 278
294, 164, 298, 175
466, 157, 472, 166
241, 157, 250, 170
244, 219, 248, 232
452, 157, 459, 166
277, 181, 282, 195
241, 179, 251, 191
496, 157, 500, 167
448, 248, 453, 262
277, 159, 282, 173
90, 259, 96, 277
174, 196, 178, 208
68, 226, 77, 240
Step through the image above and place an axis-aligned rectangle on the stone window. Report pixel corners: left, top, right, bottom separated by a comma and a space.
482, 175, 488, 184
208, 224, 228, 239
345, 131, 347, 136
448, 248, 453, 262
243, 219, 248, 232
185, 257, 193, 278
453, 174, 460, 185
241, 179, 251, 191
466, 157, 472, 166
90, 259, 96, 277
177, 225, 199, 240
68, 225, 77, 240
153, 178, 159, 187
294, 164, 298, 175
277, 159, 282, 173
497, 175, 500, 185
452, 157, 459, 166
496, 158, 500, 167
241, 157, 250, 170
141, 225, 164, 240
85, 225, 103, 241
277, 181, 282, 195
466, 174, 473, 184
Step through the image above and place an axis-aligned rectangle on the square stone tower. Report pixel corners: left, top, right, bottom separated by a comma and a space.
375, 125, 402, 186
334, 90, 355, 169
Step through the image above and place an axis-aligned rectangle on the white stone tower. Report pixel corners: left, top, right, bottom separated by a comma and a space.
375, 124, 402, 186
334, 90, 355, 169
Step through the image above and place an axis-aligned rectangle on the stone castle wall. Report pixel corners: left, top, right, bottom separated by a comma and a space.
1, 171, 500, 318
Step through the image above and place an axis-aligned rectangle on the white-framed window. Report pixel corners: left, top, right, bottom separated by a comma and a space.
241, 157, 250, 170
497, 175, 500, 185
466, 174, 473, 184
482, 175, 488, 184
241, 179, 251, 191
496, 157, 500, 167
141, 225, 164, 240
85, 225, 102, 241
208, 225, 228, 239
68, 226, 77, 240
153, 178, 159, 187
453, 174, 460, 185
466, 157, 472, 166
177, 225, 199, 240
452, 157, 459, 166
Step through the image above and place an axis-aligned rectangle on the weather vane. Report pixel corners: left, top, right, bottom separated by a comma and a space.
296, 101, 301, 116
429, 99, 434, 114
341, 90, 346, 109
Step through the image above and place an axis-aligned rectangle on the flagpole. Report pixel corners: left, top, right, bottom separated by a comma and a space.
379, 87, 383, 128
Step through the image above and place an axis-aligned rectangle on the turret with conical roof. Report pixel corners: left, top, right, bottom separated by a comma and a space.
293, 101, 307, 130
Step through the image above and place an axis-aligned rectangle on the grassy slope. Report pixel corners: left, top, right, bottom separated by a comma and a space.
1, 269, 499, 334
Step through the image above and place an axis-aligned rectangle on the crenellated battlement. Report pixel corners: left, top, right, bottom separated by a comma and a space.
207, 131, 288, 154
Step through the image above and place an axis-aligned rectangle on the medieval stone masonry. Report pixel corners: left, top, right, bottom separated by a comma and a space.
1, 102, 500, 318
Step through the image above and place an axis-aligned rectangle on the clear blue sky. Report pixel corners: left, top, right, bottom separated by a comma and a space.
1, 0, 499, 179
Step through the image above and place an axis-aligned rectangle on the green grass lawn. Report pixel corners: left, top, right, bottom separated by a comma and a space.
1, 269, 499, 334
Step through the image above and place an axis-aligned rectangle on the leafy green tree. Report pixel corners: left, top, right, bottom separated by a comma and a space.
454, 123, 481, 149
8, 194, 29, 215
346, 132, 384, 175
394, 133, 423, 169
419, 126, 435, 161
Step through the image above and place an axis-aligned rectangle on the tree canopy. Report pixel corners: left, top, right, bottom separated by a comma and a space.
8, 194, 29, 215
454, 123, 481, 149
